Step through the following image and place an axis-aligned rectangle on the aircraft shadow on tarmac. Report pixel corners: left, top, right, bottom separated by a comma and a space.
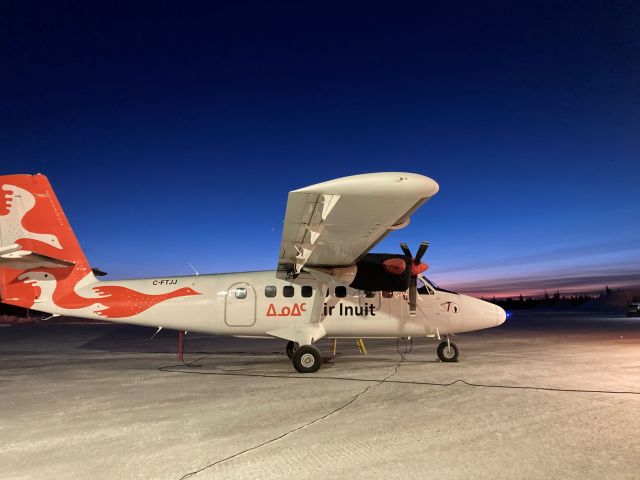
77, 325, 441, 368
78, 325, 286, 355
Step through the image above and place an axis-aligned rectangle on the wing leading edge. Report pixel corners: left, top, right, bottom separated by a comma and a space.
277, 172, 439, 279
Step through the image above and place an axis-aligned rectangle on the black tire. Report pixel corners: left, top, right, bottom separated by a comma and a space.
285, 341, 297, 359
292, 345, 322, 373
437, 340, 459, 362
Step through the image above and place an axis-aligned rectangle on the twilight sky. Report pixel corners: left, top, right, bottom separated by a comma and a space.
2, 1, 639, 297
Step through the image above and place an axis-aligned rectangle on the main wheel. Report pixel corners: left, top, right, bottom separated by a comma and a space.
285, 341, 297, 359
292, 345, 322, 373
437, 340, 459, 362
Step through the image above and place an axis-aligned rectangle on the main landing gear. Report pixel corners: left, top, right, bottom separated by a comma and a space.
285, 341, 297, 359
285, 341, 322, 373
292, 345, 322, 373
437, 337, 459, 362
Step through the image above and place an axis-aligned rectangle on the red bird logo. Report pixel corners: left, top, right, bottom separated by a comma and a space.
92, 286, 201, 318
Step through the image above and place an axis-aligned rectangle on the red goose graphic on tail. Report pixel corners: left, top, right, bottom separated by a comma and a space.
1, 174, 202, 318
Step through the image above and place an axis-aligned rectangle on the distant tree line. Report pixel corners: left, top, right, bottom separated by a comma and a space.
487, 292, 594, 310
486, 286, 622, 310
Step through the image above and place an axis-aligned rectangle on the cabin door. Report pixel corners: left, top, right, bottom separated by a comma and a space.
225, 282, 257, 327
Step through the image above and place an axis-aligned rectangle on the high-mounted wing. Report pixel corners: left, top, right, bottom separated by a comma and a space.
277, 172, 439, 278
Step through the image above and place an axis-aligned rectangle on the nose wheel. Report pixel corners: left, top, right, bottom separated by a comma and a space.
437, 339, 459, 362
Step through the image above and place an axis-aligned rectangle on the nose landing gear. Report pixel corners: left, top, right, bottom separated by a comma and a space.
437, 337, 459, 362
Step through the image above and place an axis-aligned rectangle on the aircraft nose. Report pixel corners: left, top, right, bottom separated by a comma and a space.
496, 305, 506, 325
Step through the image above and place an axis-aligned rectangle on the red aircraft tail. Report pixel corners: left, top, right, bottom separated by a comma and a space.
0, 174, 93, 309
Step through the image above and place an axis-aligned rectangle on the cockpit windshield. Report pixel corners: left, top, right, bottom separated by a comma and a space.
425, 277, 440, 289
422, 277, 459, 295
416, 277, 434, 294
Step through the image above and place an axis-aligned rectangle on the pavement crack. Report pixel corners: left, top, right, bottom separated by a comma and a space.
159, 364, 640, 396
177, 361, 403, 479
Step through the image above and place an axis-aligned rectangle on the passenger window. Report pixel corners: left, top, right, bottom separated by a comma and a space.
335, 286, 347, 298
283, 286, 294, 297
235, 287, 247, 299
382, 291, 394, 298
301, 286, 313, 298
364, 291, 376, 298
265, 285, 276, 298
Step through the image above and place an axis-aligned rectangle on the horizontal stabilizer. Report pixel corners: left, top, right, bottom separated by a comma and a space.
0, 244, 75, 270
91, 267, 108, 277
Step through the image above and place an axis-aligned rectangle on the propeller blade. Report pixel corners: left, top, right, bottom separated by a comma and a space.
400, 242, 412, 258
408, 276, 417, 316
413, 241, 430, 265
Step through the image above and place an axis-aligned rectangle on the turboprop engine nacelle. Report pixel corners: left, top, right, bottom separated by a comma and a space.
330, 265, 358, 284
306, 254, 416, 292
350, 253, 413, 292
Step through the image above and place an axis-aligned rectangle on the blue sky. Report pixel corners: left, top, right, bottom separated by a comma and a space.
2, 1, 639, 296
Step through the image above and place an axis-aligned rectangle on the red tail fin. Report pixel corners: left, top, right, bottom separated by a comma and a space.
0, 174, 92, 309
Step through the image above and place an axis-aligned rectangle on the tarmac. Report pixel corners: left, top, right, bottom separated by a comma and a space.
1, 312, 639, 480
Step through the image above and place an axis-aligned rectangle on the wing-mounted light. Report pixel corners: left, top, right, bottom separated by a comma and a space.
388, 217, 410, 230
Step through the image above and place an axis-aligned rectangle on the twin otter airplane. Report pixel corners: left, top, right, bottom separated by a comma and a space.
0, 172, 505, 373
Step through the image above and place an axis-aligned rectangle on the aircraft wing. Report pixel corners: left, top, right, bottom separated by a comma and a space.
277, 172, 439, 278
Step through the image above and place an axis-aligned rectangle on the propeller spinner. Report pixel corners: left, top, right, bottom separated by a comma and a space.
400, 241, 429, 316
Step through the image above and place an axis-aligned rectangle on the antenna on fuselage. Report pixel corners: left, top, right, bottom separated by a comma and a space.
187, 262, 200, 276
150, 326, 163, 339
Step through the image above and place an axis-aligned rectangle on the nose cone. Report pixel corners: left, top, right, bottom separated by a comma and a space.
459, 295, 503, 332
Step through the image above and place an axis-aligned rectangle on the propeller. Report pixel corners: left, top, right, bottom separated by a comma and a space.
400, 241, 429, 316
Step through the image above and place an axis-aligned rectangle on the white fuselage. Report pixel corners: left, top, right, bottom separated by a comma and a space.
39, 270, 505, 338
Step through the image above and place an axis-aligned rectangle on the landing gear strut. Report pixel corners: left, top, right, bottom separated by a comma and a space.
292, 344, 322, 373
285, 341, 298, 359
437, 337, 459, 362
